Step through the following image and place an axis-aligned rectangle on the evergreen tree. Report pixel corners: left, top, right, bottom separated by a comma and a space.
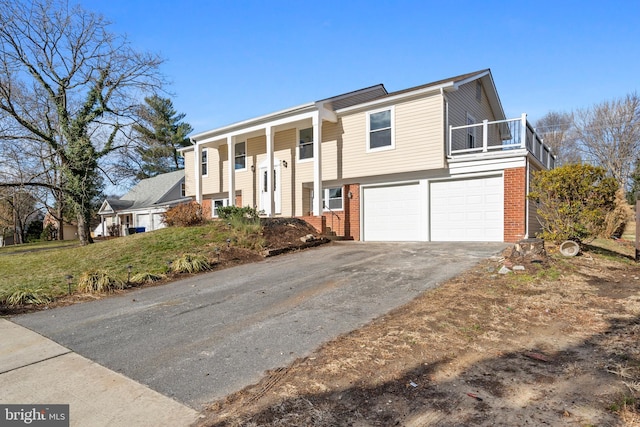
132, 95, 193, 179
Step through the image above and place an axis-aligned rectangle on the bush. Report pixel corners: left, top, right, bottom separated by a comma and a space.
162, 201, 204, 227
528, 164, 619, 242
77, 270, 124, 293
171, 253, 210, 273
216, 205, 260, 221
217, 206, 264, 250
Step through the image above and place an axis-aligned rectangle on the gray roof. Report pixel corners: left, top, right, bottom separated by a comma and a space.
99, 170, 188, 215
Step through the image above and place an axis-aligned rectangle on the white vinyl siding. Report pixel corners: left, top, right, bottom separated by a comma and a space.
342, 95, 444, 178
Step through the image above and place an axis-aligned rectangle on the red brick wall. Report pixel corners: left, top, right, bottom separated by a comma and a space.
299, 215, 326, 234
504, 167, 527, 242
344, 184, 360, 241
297, 183, 361, 240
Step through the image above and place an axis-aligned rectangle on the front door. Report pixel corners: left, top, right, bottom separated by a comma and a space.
259, 160, 281, 215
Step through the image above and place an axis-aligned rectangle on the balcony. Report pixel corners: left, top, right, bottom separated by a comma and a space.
448, 113, 555, 169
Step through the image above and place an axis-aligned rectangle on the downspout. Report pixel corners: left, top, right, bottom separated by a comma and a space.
441, 88, 451, 159
525, 157, 530, 239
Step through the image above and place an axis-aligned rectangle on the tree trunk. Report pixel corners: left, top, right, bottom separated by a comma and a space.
76, 209, 93, 245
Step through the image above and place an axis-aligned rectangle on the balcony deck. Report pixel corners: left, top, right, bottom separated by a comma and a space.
448, 114, 555, 169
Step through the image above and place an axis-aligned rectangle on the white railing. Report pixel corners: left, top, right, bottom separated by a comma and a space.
449, 113, 555, 169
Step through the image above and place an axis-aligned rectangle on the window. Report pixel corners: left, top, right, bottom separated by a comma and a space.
180, 183, 186, 197
212, 199, 228, 217
298, 127, 313, 160
201, 149, 208, 176
367, 107, 393, 151
310, 187, 344, 212
235, 142, 246, 170
466, 113, 476, 149
325, 187, 343, 210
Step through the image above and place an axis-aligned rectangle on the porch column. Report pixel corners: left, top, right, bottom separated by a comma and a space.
227, 135, 236, 206
194, 143, 202, 204
312, 112, 323, 216
266, 125, 275, 216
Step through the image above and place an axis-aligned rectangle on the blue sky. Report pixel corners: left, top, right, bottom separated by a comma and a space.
83, 0, 640, 134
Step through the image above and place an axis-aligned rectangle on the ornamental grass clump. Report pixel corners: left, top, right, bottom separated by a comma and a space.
130, 272, 166, 285
77, 270, 124, 293
171, 253, 210, 274
4, 288, 51, 306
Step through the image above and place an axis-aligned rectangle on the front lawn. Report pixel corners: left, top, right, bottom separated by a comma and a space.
0, 222, 241, 303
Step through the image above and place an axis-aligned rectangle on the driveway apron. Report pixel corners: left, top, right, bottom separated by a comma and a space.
13, 241, 507, 409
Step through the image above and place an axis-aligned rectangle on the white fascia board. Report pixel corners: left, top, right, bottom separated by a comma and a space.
191, 102, 316, 144
448, 155, 527, 175
336, 82, 455, 114
451, 70, 491, 89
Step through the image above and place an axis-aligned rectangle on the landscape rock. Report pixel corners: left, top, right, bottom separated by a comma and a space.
498, 266, 512, 275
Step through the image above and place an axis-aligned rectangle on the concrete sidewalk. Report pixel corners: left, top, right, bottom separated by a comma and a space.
0, 319, 200, 427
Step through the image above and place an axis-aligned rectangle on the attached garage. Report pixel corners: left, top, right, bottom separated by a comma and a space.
136, 213, 150, 231
430, 175, 503, 241
362, 182, 427, 241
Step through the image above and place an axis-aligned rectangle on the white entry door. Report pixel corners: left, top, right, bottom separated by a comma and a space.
259, 160, 281, 215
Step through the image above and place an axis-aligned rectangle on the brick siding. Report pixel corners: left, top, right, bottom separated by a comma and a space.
504, 167, 527, 242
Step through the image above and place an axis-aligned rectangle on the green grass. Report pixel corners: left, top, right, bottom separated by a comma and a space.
0, 221, 250, 303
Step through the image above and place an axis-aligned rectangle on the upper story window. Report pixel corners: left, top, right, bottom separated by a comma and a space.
235, 142, 246, 170
201, 148, 208, 176
298, 127, 313, 160
466, 113, 476, 149
367, 107, 394, 151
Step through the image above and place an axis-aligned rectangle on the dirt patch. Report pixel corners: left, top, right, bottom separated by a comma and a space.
197, 240, 640, 427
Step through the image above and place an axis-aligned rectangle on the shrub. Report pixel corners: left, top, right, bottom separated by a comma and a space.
171, 253, 210, 273
528, 164, 618, 242
217, 206, 264, 250
217, 205, 260, 221
162, 202, 204, 227
77, 270, 124, 293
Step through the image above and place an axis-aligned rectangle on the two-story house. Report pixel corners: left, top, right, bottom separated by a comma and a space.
180, 69, 554, 242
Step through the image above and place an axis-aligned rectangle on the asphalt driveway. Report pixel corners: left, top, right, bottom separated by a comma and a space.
13, 241, 506, 409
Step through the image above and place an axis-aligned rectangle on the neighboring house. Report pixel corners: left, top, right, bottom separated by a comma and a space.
43, 213, 78, 241
97, 170, 189, 236
180, 69, 554, 243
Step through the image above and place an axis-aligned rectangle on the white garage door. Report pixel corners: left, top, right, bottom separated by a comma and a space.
153, 213, 165, 230
430, 175, 503, 242
362, 182, 426, 241
136, 213, 150, 231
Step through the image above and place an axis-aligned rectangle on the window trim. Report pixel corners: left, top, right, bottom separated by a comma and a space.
366, 106, 395, 152
297, 127, 314, 162
311, 187, 344, 212
201, 148, 208, 177
234, 141, 247, 171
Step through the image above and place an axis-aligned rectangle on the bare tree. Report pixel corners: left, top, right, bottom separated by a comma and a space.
0, 0, 164, 245
573, 93, 640, 192
535, 111, 580, 165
